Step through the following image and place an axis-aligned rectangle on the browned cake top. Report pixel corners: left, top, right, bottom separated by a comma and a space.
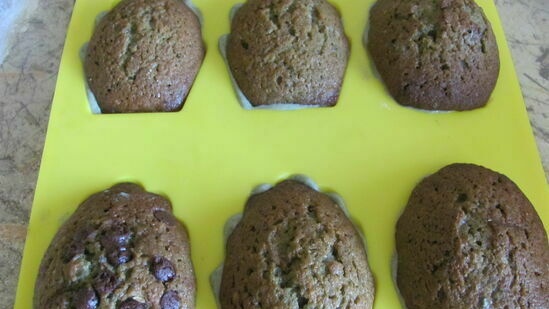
85, 0, 204, 113
227, 0, 349, 107
34, 183, 195, 309
367, 0, 500, 111
220, 180, 374, 309
396, 163, 549, 308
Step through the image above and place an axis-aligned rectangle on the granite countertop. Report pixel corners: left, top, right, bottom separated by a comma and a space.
0, 0, 547, 307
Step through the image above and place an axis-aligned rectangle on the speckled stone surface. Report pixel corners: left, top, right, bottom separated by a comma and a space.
0, 0, 547, 308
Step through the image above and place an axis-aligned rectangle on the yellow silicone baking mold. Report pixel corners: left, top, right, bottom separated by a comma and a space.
15, 0, 548, 308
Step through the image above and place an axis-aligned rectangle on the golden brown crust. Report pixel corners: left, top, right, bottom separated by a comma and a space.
227, 0, 348, 107
85, 0, 204, 113
367, 0, 500, 110
34, 183, 195, 309
220, 180, 374, 308
396, 164, 549, 308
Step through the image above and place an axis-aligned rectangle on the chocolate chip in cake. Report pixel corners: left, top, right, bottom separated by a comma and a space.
118, 298, 147, 309
150, 256, 176, 282
160, 290, 181, 309
73, 286, 99, 309
106, 246, 132, 266
100, 224, 132, 250
93, 269, 119, 296
63, 224, 96, 262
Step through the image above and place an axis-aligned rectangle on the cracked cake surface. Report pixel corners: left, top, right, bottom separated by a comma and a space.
220, 180, 374, 309
85, 0, 204, 113
396, 164, 549, 308
226, 0, 349, 107
34, 183, 195, 309
367, 0, 500, 110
